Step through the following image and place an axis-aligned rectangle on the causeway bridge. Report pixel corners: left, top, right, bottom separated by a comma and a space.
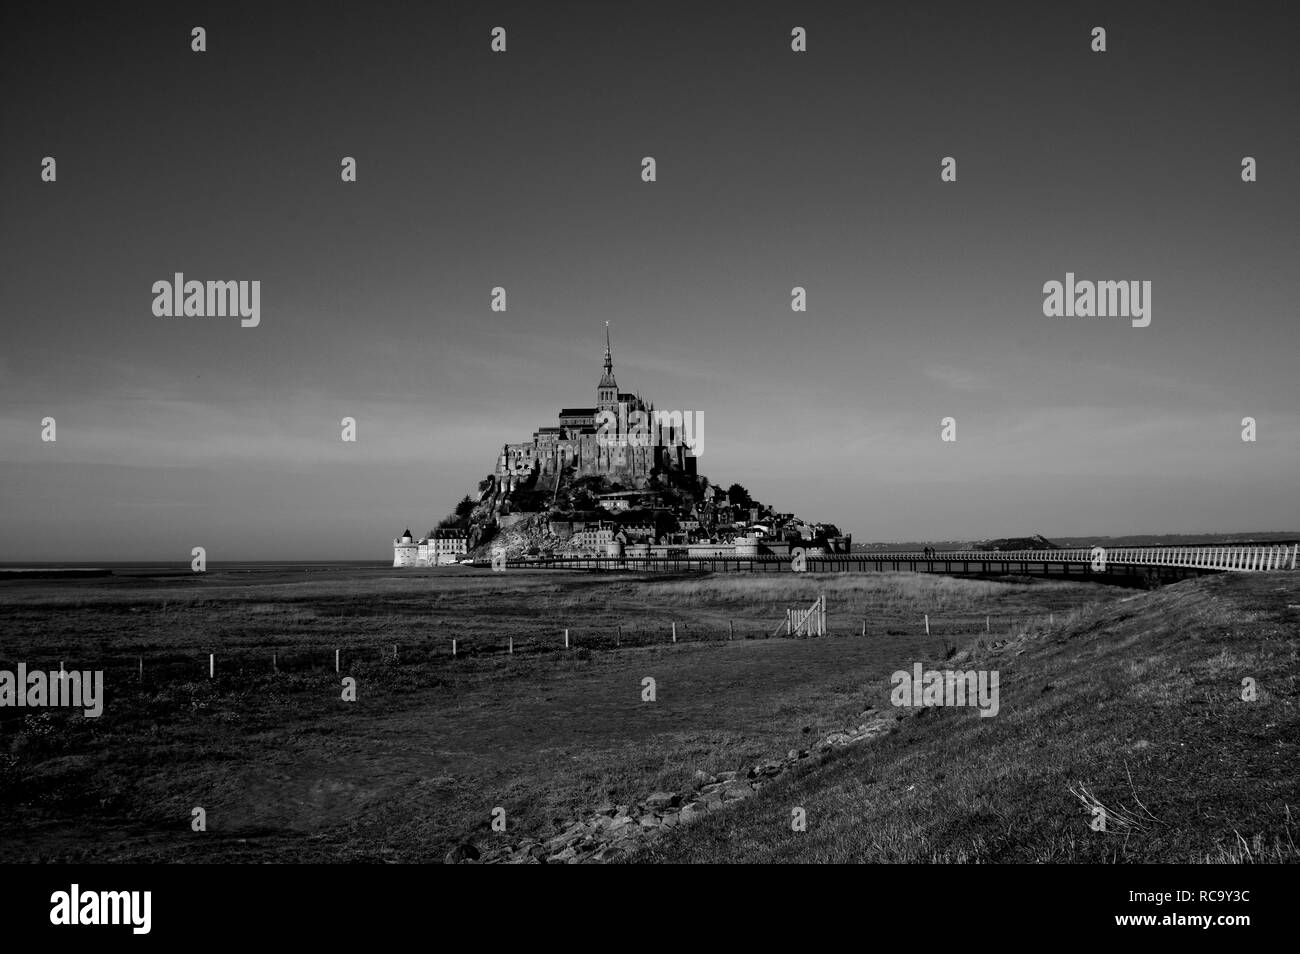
486, 543, 1300, 584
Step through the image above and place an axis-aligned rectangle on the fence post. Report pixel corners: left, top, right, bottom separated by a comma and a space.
617, 624, 621, 647
335, 649, 340, 673
786, 609, 791, 636
565, 629, 570, 649
138, 656, 143, 682
452, 639, 457, 657
273, 651, 278, 673
729, 620, 734, 640
671, 622, 676, 644
986, 615, 990, 633
861, 620, 866, 637
924, 614, 930, 636
209, 653, 214, 679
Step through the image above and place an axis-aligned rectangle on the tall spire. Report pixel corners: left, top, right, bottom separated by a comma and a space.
598, 321, 617, 396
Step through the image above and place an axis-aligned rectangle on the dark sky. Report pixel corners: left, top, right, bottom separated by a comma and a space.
1, 1, 1296, 560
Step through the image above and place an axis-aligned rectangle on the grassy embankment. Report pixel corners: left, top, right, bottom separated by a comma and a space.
639, 571, 1300, 863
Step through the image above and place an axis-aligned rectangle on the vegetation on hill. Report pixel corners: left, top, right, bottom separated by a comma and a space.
637, 571, 1300, 863
435, 495, 477, 530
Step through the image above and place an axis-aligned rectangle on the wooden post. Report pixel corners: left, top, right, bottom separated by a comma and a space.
924, 614, 930, 636
452, 638, 457, 657
564, 629, 569, 649
986, 615, 990, 633
138, 655, 143, 682
861, 620, 866, 637
786, 608, 791, 636
617, 624, 622, 647
335, 648, 340, 673
209, 653, 214, 679
671, 622, 676, 643
729, 620, 734, 640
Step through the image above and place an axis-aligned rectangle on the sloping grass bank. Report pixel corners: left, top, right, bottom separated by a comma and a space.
637, 571, 1300, 863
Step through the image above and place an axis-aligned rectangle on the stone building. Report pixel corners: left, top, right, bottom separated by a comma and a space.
494, 327, 697, 491
392, 528, 469, 567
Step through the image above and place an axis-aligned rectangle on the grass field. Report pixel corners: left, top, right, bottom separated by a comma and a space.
638, 571, 1300, 863
0, 567, 1116, 862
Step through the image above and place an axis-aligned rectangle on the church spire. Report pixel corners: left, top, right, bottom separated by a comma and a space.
597, 321, 618, 404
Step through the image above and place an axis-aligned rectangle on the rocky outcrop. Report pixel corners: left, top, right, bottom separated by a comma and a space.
455, 708, 898, 864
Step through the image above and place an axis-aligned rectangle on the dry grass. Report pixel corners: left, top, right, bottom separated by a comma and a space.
0, 566, 1113, 862
637, 572, 1300, 863
643, 572, 1042, 611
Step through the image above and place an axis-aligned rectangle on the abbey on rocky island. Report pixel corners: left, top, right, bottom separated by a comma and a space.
394, 327, 847, 565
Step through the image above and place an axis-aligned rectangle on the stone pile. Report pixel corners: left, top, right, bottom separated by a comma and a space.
454, 707, 900, 864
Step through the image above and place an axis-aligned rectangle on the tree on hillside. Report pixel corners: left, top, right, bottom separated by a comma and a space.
436, 495, 479, 530
727, 483, 753, 509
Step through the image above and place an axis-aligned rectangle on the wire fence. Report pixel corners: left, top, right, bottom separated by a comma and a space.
0, 608, 1057, 692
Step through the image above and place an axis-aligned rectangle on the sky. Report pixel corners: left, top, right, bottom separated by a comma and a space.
1, 0, 1297, 560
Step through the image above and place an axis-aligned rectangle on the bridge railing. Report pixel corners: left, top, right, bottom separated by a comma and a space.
496, 543, 1298, 573
856, 545, 1298, 572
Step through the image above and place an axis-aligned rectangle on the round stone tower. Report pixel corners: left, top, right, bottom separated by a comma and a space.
393, 529, 418, 567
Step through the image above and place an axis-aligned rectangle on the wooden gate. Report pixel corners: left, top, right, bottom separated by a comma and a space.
786, 594, 825, 636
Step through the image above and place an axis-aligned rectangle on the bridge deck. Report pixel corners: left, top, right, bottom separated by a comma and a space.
485, 543, 1299, 579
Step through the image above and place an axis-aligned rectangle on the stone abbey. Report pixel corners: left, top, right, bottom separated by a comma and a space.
493, 326, 698, 492
394, 327, 846, 566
